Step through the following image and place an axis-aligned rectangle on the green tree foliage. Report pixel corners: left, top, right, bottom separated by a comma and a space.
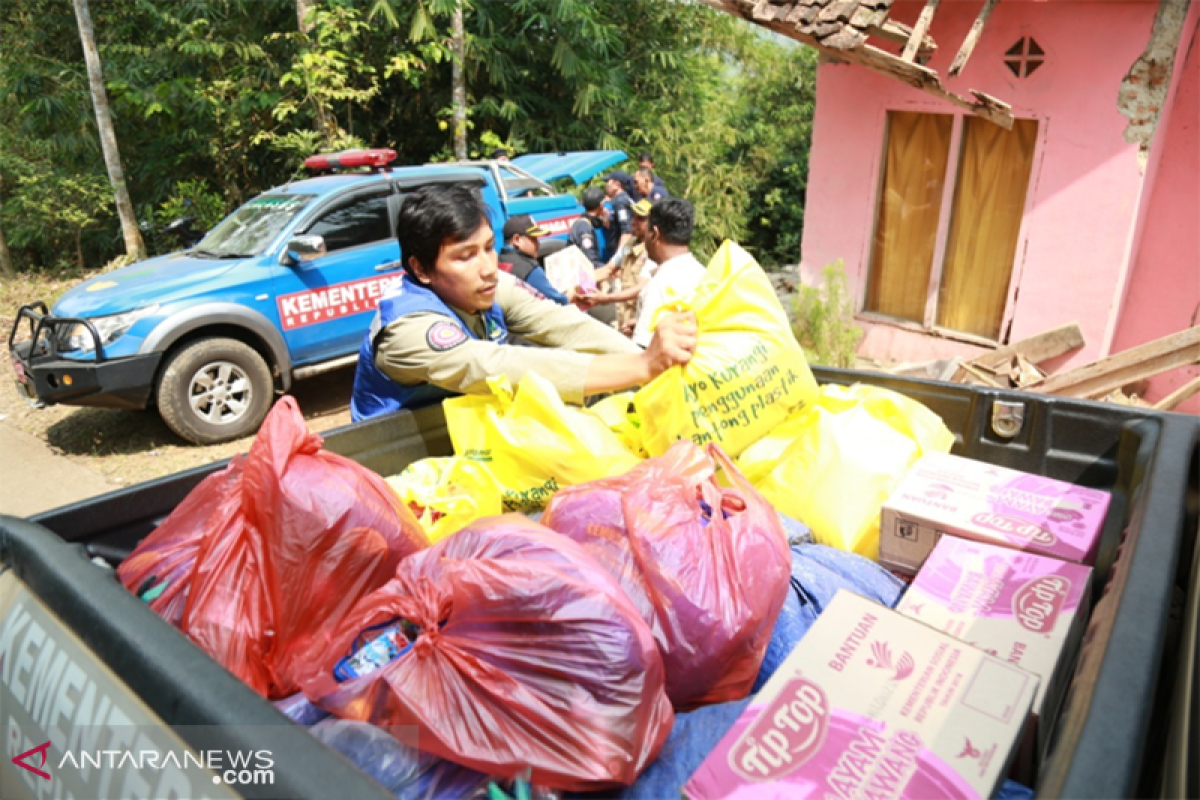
730, 38, 818, 267
0, 0, 817, 274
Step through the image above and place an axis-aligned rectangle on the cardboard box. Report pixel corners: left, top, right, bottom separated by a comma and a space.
896, 536, 1093, 778
879, 452, 1110, 576
685, 591, 1038, 800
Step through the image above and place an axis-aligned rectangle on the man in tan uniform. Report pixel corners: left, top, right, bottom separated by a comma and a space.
585, 198, 657, 335
349, 184, 697, 421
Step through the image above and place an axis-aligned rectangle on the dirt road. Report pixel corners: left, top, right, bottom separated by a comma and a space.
0, 364, 358, 518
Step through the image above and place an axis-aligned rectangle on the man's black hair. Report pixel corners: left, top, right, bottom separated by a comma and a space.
489, 147, 509, 160
397, 184, 491, 277
638, 152, 654, 165
648, 197, 693, 246
581, 186, 606, 212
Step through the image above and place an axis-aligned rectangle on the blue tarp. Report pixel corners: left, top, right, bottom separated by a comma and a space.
753, 542, 905, 692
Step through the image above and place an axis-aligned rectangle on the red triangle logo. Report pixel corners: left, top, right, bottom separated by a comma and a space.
12, 741, 51, 780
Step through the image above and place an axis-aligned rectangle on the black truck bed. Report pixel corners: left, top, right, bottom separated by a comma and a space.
3, 368, 1197, 799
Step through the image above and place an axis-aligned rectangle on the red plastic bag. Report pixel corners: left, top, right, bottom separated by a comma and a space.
543, 441, 791, 710
181, 484, 277, 694
116, 458, 245, 627
118, 397, 428, 698
298, 515, 674, 791
241, 397, 427, 696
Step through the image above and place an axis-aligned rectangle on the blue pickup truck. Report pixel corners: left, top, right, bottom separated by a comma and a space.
7, 150, 624, 445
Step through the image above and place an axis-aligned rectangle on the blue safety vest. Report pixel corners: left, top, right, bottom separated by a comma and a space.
349, 276, 508, 422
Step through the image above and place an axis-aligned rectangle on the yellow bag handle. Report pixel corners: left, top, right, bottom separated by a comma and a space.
646, 290, 694, 336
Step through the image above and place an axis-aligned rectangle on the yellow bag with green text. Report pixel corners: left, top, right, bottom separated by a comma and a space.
444, 373, 642, 512
633, 240, 819, 458
736, 383, 955, 559
385, 457, 503, 543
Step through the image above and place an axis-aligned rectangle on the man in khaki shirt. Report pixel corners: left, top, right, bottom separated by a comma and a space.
581, 198, 657, 335
349, 183, 697, 422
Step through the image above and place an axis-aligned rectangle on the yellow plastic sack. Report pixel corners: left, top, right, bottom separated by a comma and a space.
385, 457, 502, 543
737, 383, 955, 559
586, 391, 647, 458
633, 240, 819, 458
444, 372, 642, 512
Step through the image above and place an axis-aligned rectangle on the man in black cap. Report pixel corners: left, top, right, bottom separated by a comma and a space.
604, 170, 636, 254
499, 214, 573, 305
568, 187, 610, 268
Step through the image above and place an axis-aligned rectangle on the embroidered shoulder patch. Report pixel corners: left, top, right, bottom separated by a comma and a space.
426, 321, 468, 352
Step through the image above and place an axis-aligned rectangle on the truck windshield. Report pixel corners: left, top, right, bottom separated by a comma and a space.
194, 194, 314, 257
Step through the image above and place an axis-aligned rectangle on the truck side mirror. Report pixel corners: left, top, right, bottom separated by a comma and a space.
286, 235, 326, 264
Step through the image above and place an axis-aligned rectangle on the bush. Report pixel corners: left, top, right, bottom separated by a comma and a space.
155, 179, 229, 233
791, 260, 863, 369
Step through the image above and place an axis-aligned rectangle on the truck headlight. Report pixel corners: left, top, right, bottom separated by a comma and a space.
63, 305, 160, 352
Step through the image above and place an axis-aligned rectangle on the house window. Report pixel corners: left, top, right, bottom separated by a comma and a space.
1004, 37, 1045, 78
866, 111, 1039, 340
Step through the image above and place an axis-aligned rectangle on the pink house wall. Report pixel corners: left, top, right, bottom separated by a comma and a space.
802, 1, 1160, 368
1111, 18, 1199, 414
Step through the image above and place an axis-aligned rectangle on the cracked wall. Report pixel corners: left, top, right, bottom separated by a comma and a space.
1118, 0, 1192, 168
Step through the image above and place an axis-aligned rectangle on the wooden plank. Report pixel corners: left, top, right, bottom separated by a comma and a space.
1028, 326, 1200, 399
865, 19, 937, 53
902, 0, 941, 61
948, 0, 999, 77
1014, 355, 1046, 387
970, 322, 1086, 371
1153, 375, 1200, 411
1105, 389, 1152, 408
953, 361, 1003, 388
937, 357, 965, 383
850, 45, 1014, 127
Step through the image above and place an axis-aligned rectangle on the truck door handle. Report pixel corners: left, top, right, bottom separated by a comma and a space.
375, 261, 402, 272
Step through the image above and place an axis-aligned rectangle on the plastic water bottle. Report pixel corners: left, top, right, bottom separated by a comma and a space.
333, 620, 412, 682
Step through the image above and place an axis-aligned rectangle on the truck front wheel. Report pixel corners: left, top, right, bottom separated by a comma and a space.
156, 338, 274, 445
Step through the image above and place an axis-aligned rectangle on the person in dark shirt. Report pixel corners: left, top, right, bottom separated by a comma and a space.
604, 170, 636, 252
498, 214, 572, 305
634, 167, 669, 203
630, 152, 669, 200
568, 187, 610, 268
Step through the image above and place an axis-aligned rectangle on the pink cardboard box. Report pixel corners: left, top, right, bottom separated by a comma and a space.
684, 591, 1038, 800
896, 536, 1093, 777
879, 452, 1111, 576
